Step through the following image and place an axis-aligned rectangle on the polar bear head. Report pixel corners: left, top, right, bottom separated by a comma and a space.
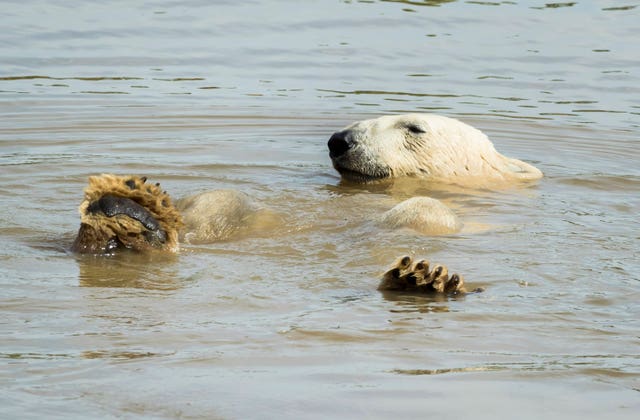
328, 114, 542, 184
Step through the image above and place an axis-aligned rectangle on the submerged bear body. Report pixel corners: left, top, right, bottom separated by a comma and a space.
72, 114, 542, 253
328, 114, 543, 235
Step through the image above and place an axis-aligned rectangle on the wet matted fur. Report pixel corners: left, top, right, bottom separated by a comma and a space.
71, 174, 183, 254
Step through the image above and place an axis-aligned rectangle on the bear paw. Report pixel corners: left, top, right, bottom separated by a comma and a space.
71, 174, 183, 254
378, 255, 472, 295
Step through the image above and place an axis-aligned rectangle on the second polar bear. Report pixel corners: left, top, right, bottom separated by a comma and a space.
328, 114, 543, 234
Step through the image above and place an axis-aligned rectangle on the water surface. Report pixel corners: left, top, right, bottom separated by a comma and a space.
1, 1, 639, 419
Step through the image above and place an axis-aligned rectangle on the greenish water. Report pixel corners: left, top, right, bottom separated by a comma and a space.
1, 1, 638, 419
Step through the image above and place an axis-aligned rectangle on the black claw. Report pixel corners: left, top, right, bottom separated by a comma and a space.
125, 179, 136, 190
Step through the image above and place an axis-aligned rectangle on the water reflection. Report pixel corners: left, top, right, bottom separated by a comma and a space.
328, 175, 516, 198
318, 88, 462, 99
76, 252, 181, 290
82, 350, 170, 360
392, 366, 505, 375
380, 0, 457, 7
532, 2, 576, 9
380, 290, 459, 313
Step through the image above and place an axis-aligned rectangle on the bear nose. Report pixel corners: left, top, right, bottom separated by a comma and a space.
328, 130, 352, 158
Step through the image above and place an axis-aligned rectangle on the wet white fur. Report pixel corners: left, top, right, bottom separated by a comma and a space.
379, 197, 462, 235
331, 113, 542, 183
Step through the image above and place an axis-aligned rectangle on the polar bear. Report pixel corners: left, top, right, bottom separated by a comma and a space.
328, 113, 542, 184
328, 114, 543, 234
71, 174, 263, 254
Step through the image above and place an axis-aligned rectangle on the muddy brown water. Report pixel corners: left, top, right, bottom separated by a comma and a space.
1, 1, 639, 418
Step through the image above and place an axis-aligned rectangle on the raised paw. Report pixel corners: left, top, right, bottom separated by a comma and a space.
379, 256, 481, 295
72, 174, 183, 254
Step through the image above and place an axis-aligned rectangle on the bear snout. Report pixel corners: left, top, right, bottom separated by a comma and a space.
328, 130, 353, 159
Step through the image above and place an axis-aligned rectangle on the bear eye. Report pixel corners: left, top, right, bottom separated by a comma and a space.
405, 124, 426, 134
